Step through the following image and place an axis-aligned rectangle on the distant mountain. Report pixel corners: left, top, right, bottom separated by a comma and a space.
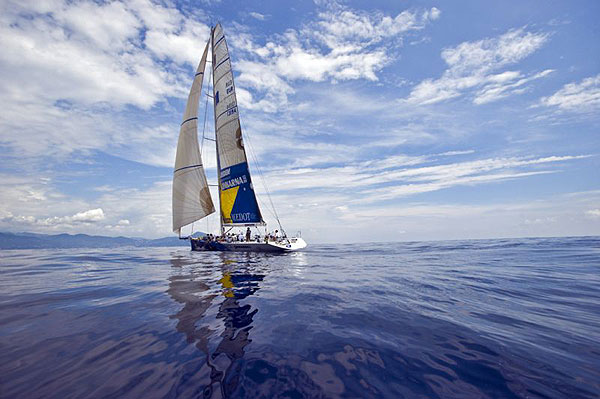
0, 231, 206, 249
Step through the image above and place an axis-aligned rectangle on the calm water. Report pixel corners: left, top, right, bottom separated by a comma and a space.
1, 237, 599, 398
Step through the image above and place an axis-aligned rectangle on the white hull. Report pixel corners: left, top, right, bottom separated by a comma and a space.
191, 237, 307, 252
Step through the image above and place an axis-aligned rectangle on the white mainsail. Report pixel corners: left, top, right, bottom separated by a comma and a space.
172, 39, 215, 233
211, 23, 263, 226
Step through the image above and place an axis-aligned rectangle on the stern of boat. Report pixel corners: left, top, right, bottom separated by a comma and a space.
285, 237, 307, 251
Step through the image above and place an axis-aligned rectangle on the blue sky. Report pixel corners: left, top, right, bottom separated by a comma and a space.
0, 0, 598, 243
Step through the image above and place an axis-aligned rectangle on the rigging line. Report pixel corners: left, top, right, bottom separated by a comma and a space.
248, 142, 280, 227
254, 187, 278, 221
200, 59, 213, 156
200, 59, 216, 237
243, 128, 286, 236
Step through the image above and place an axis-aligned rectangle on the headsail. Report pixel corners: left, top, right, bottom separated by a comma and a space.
211, 24, 263, 225
172, 39, 215, 233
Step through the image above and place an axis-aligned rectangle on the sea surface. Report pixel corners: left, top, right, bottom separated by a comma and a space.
1, 237, 599, 398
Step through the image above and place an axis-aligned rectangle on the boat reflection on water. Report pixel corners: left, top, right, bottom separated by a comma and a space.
167, 253, 266, 398
167, 252, 366, 398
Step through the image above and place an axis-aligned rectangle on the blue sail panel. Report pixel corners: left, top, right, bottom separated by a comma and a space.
220, 162, 263, 224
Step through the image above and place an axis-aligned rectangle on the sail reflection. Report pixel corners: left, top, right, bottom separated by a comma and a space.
167, 253, 266, 397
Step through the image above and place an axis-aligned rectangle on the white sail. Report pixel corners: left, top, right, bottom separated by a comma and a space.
172, 39, 215, 233
211, 24, 263, 226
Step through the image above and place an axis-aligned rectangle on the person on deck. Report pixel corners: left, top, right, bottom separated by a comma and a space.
246, 227, 251, 242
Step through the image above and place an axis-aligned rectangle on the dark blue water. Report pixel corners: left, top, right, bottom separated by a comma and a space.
1, 237, 599, 398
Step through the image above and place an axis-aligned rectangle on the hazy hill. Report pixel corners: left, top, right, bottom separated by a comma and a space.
0, 232, 206, 249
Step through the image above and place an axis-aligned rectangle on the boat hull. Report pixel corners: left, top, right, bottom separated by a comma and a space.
190, 238, 306, 252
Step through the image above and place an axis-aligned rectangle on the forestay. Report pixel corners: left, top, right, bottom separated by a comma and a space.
172, 40, 215, 233
211, 24, 263, 225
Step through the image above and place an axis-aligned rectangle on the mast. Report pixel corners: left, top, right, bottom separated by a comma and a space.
211, 25, 224, 236
211, 22, 264, 230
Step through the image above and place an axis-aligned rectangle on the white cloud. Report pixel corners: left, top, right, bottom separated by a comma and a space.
0, 175, 174, 236
364, 171, 554, 203
70, 208, 105, 222
1, 208, 105, 228
437, 150, 475, 156
524, 216, 556, 225
257, 154, 589, 202
275, 46, 386, 82
249, 12, 267, 21
235, 60, 295, 111
586, 209, 600, 218
0, 172, 169, 236
540, 73, 600, 112
144, 18, 211, 66
230, 4, 440, 112
427, 7, 441, 21
313, 6, 439, 50
0, 0, 194, 110
407, 28, 550, 105
441, 28, 547, 73
267, 187, 600, 243
59, 1, 141, 51
0, 159, 597, 242
474, 69, 554, 104
0, 0, 214, 167
0, 0, 441, 170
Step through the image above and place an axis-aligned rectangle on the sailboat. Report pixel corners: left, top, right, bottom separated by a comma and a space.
172, 23, 307, 252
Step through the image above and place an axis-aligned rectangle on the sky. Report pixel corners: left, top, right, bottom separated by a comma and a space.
0, 0, 598, 243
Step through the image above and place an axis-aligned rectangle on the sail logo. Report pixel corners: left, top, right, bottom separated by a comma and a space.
232, 212, 255, 222
221, 168, 231, 177
222, 174, 247, 190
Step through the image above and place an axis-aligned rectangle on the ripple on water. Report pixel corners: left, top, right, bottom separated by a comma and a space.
0, 237, 599, 398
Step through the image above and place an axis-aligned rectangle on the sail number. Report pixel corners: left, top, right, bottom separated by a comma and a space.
226, 80, 234, 94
